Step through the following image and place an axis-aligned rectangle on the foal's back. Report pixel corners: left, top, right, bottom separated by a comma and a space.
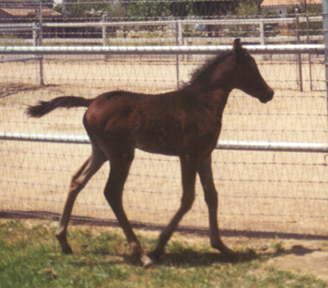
84, 88, 224, 157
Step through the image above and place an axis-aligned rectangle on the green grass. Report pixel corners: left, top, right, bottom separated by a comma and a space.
0, 220, 327, 288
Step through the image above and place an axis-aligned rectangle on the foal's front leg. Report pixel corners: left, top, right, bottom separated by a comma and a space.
198, 155, 234, 256
104, 155, 153, 267
151, 155, 198, 259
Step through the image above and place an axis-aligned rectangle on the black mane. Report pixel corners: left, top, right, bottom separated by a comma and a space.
182, 50, 233, 90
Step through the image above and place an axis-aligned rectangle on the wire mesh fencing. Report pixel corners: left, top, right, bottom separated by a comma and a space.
1, 48, 327, 236
1, 1, 327, 236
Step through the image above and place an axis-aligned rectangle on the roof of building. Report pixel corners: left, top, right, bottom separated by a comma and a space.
0, 7, 62, 17
261, 0, 322, 8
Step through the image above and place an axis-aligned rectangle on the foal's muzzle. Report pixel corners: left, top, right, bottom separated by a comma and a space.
260, 87, 274, 103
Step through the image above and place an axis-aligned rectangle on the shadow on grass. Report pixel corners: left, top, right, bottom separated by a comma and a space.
155, 251, 257, 267
121, 244, 322, 268
69, 248, 258, 268
119, 249, 259, 268
59, 242, 322, 270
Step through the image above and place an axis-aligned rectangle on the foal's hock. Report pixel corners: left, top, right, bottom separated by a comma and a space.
27, 39, 274, 267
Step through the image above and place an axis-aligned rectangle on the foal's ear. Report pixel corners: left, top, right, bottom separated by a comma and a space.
232, 38, 243, 55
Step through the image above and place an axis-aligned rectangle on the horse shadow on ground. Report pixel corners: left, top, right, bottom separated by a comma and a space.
122, 243, 322, 268
65, 242, 323, 269
53, 222, 327, 268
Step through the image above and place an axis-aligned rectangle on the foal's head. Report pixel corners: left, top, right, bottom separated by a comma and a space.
210, 39, 274, 103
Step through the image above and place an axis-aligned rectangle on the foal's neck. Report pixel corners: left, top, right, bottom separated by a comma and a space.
185, 83, 231, 117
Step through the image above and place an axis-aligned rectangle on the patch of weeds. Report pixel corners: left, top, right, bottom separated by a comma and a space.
1, 219, 25, 229
30, 224, 49, 237
271, 236, 285, 255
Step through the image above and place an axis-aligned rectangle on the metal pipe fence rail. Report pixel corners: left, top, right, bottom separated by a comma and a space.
0, 16, 322, 44
36, 16, 322, 28
0, 15, 323, 50
2, 131, 328, 154
0, 43, 325, 55
0, 43, 324, 92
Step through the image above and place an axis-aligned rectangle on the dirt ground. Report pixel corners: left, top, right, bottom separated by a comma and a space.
1, 55, 328, 281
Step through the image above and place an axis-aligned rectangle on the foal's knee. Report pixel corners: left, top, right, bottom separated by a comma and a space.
69, 173, 88, 192
181, 195, 195, 213
69, 181, 83, 192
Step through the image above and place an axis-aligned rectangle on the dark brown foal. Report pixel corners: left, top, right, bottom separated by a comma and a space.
27, 39, 273, 267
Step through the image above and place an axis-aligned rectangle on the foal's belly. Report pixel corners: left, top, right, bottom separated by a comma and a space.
134, 130, 219, 157
134, 133, 181, 156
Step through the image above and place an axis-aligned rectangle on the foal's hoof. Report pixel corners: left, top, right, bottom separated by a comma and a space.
55, 234, 73, 255
214, 243, 235, 258
220, 248, 236, 260
222, 246, 235, 257
62, 246, 73, 255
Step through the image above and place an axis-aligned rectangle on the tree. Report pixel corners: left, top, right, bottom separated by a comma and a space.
61, 0, 110, 18
235, 0, 260, 17
123, 0, 173, 20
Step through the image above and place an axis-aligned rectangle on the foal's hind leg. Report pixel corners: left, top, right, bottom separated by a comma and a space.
55, 146, 106, 254
104, 154, 153, 267
198, 155, 234, 256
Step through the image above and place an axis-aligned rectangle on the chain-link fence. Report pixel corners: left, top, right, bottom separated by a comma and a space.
1, 0, 327, 237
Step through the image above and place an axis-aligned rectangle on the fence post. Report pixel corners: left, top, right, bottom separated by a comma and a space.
323, 0, 328, 130
259, 20, 265, 45
38, 0, 44, 85
179, 21, 184, 62
295, 9, 303, 92
259, 20, 266, 61
102, 12, 108, 61
178, 20, 183, 45
33, 23, 38, 46
306, 14, 313, 91
184, 38, 190, 62
175, 21, 180, 89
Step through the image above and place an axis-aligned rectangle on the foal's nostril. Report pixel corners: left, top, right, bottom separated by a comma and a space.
260, 87, 274, 103
268, 88, 274, 100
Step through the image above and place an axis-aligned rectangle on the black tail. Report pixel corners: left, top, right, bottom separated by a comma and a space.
26, 96, 94, 118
